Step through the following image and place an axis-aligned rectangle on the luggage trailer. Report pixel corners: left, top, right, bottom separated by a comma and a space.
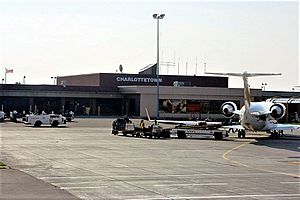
170, 126, 228, 140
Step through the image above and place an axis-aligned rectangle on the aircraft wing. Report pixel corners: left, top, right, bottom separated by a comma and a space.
220, 124, 244, 130
267, 123, 300, 131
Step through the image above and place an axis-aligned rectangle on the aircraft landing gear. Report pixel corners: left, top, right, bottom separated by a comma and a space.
237, 130, 246, 138
270, 130, 283, 139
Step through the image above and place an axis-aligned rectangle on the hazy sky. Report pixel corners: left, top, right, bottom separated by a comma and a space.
0, 0, 299, 91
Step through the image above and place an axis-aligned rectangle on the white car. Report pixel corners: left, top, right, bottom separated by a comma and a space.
25, 114, 66, 127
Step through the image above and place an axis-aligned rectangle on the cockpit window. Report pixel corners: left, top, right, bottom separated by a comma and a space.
259, 115, 266, 121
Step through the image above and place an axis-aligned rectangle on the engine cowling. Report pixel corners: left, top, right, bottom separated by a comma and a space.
221, 102, 237, 118
270, 103, 286, 119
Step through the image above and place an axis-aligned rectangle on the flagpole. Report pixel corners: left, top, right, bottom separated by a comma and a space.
4, 71, 6, 84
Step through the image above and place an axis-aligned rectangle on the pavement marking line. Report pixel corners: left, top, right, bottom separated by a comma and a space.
55, 181, 101, 185
127, 193, 300, 200
280, 181, 300, 184
222, 140, 300, 178
38, 172, 272, 180
154, 183, 228, 187
222, 140, 253, 161
61, 186, 108, 190
38, 176, 105, 180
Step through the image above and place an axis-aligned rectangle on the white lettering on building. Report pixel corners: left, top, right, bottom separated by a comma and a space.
116, 76, 162, 83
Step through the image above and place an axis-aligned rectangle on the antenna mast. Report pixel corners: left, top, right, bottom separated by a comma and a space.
195, 56, 198, 76
177, 57, 180, 75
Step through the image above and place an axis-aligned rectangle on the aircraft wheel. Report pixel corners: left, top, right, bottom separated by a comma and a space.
238, 130, 245, 138
279, 130, 284, 137
270, 131, 279, 139
238, 130, 242, 138
241, 130, 246, 138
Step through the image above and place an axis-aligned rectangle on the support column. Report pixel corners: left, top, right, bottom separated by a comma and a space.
91, 98, 97, 115
61, 97, 65, 114
29, 97, 34, 113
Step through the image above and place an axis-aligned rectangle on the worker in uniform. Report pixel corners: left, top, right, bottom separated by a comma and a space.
140, 119, 145, 131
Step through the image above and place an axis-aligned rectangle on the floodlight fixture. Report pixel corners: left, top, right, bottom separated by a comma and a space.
158, 14, 165, 19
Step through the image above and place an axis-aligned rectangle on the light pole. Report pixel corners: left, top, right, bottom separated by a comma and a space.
23, 76, 26, 84
153, 13, 165, 119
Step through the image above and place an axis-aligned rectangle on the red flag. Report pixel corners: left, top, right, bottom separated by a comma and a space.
5, 68, 13, 74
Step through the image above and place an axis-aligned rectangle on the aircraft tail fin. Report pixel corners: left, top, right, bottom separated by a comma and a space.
205, 71, 281, 109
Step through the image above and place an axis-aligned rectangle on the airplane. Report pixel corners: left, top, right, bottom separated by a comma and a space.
205, 71, 300, 138
145, 108, 222, 128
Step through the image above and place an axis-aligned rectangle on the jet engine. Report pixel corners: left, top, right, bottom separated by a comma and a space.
270, 103, 286, 119
221, 102, 237, 118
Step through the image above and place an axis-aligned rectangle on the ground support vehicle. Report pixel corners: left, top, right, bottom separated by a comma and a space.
111, 118, 136, 136
9, 110, 21, 122
25, 114, 66, 127
135, 125, 171, 139
171, 127, 228, 140
63, 111, 75, 122
111, 118, 171, 138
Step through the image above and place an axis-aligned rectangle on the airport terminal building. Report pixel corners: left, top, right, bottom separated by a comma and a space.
0, 70, 299, 122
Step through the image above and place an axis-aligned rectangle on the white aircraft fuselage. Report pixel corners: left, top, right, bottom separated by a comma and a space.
240, 102, 274, 131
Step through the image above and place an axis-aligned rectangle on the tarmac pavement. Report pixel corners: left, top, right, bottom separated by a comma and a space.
1, 118, 300, 200
0, 168, 79, 200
